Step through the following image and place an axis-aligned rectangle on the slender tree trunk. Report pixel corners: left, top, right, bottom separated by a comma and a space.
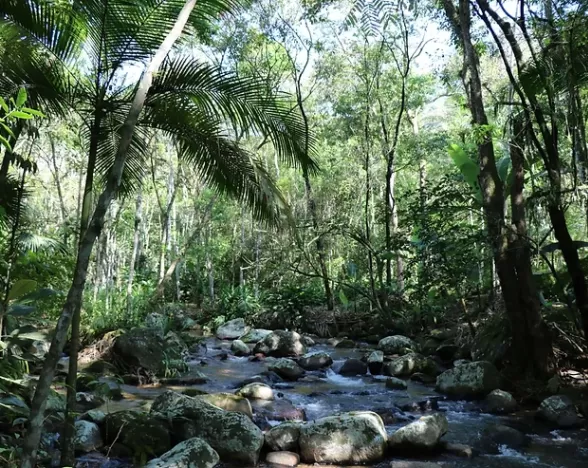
21, 3, 199, 465
127, 187, 143, 315
48, 135, 68, 244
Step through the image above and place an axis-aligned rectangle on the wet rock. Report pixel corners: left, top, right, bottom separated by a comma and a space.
546, 375, 562, 394
435, 361, 500, 399
81, 410, 106, 425
182, 388, 208, 397
253, 330, 307, 357
327, 337, 341, 346
435, 344, 460, 362
198, 393, 253, 418
269, 358, 305, 381
454, 359, 471, 367
368, 351, 384, 375
478, 424, 528, 453
145, 312, 168, 335
396, 398, 441, 413
151, 391, 264, 465
29, 340, 50, 359
300, 335, 316, 347
429, 328, 456, 341
230, 339, 250, 357
388, 413, 448, 451
239, 329, 272, 343
57, 356, 70, 375
386, 377, 408, 390
339, 358, 368, 376
410, 373, 436, 384
236, 382, 274, 400
145, 437, 219, 468
384, 353, 437, 377
298, 352, 333, 371
160, 372, 208, 386
335, 339, 355, 348
485, 389, 517, 414
390, 462, 442, 468
74, 420, 103, 453
266, 451, 300, 466
251, 398, 306, 423
372, 407, 399, 425
103, 411, 171, 458
299, 411, 387, 464
442, 442, 474, 458
219, 351, 228, 361
216, 318, 249, 340
76, 392, 105, 411
537, 395, 579, 428
265, 421, 302, 452
378, 335, 415, 355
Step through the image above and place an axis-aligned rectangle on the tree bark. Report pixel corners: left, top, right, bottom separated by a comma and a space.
20, 2, 199, 465
127, 186, 143, 315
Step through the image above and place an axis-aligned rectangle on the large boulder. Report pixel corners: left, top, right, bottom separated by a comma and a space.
251, 398, 306, 425
537, 395, 579, 428
198, 393, 253, 418
150, 391, 263, 465
484, 389, 517, 415
378, 336, 415, 355
386, 377, 408, 390
435, 361, 500, 398
268, 358, 305, 381
298, 352, 333, 371
299, 412, 387, 464
145, 438, 219, 468
389, 413, 448, 451
339, 358, 368, 376
266, 451, 300, 467
335, 339, 355, 348
478, 424, 528, 453
74, 420, 103, 453
384, 353, 437, 377
216, 318, 249, 340
230, 339, 250, 357
368, 351, 384, 375
103, 411, 171, 458
239, 329, 272, 343
253, 330, 307, 357
236, 382, 274, 401
265, 421, 302, 452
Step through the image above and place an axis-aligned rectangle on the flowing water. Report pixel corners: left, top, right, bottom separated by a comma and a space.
104, 339, 588, 468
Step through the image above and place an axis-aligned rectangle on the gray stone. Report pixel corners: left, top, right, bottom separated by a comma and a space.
386, 377, 408, 390
81, 410, 106, 424
231, 339, 250, 357
268, 358, 305, 381
236, 382, 274, 400
298, 352, 333, 371
299, 411, 387, 464
145, 437, 219, 468
368, 351, 384, 375
335, 339, 355, 348
384, 353, 437, 377
265, 421, 302, 452
74, 420, 103, 452
339, 358, 368, 376
378, 335, 415, 355
240, 329, 272, 343
389, 413, 448, 450
216, 318, 249, 340
442, 442, 474, 458
197, 393, 253, 418
266, 451, 300, 466
537, 395, 579, 428
300, 335, 316, 347
151, 391, 263, 465
485, 389, 517, 414
253, 330, 307, 357
479, 424, 528, 453
435, 361, 500, 398
390, 462, 442, 468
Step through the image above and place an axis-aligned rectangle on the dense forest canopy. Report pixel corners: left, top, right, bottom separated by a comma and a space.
1, 0, 588, 466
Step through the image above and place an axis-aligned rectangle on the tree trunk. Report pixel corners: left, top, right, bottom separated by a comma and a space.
20, 2, 199, 465
127, 187, 143, 315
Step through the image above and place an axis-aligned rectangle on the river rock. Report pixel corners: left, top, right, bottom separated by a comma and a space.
435, 344, 460, 362
485, 389, 517, 414
301, 335, 316, 347
231, 339, 250, 356
216, 318, 249, 340
410, 373, 437, 384
390, 462, 442, 468
198, 393, 253, 418
454, 359, 471, 367
299, 411, 387, 464
384, 353, 437, 377
339, 358, 368, 376
268, 358, 305, 381
386, 377, 408, 390
240, 329, 272, 343
81, 409, 106, 425
478, 424, 528, 453
103, 410, 171, 458
253, 330, 307, 357
29, 340, 50, 359
266, 451, 300, 466
298, 352, 333, 371
74, 420, 103, 452
368, 351, 384, 375
251, 398, 306, 424
145, 437, 219, 468
537, 395, 579, 427
150, 391, 264, 465
265, 421, 302, 452
441, 442, 474, 458
435, 361, 500, 398
76, 392, 105, 411
335, 338, 355, 348
236, 382, 274, 400
378, 335, 415, 355
388, 413, 448, 451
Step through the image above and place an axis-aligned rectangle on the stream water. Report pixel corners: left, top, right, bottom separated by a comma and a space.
101, 339, 588, 468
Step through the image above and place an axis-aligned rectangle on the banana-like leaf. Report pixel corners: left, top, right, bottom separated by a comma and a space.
6, 304, 35, 316
497, 155, 511, 182
447, 143, 481, 201
7, 279, 38, 301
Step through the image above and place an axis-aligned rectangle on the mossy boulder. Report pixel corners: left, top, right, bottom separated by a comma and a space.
253, 330, 307, 357
484, 389, 517, 415
102, 410, 171, 459
386, 377, 408, 390
239, 329, 272, 343
265, 421, 302, 452
236, 382, 274, 401
216, 318, 249, 340
389, 413, 448, 451
230, 339, 250, 357
197, 393, 253, 418
384, 353, 438, 377
145, 437, 219, 468
299, 411, 387, 464
537, 395, 580, 428
113, 328, 169, 375
150, 391, 263, 465
298, 352, 333, 371
268, 358, 305, 381
378, 335, 415, 355
74, 420, 103, 453
368, 351, 384, 375
335, 339, 355, 349
435, 361, 500, 399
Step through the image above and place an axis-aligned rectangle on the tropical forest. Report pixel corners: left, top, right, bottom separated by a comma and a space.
1, 0, 588, 467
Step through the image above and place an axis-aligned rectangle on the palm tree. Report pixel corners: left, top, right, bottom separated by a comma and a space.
0, 1, 315, 465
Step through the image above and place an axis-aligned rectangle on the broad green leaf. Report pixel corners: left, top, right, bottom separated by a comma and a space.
338, 289, 349, 306
16, 88, 27, 107
10, 111, 34, 120
0, 135, 11, 150
21, 107, 45, 118
497, 156, 511, 182
7, 305, 36, 316
8, 280, 37, 301
0, 97, 8, 113
0, 122, 15, 138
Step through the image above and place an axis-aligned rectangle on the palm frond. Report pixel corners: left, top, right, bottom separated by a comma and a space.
17, 232, 69, 255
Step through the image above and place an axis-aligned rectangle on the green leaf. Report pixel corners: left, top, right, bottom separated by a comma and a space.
21, 107, 45, 118
7, 304, 36, 316
8, 279, 38, 301
10, 111, 34, 120
0, 122, 16, 138
497, 156, 511, 182
16, 88, 27, 107
338, 289, 349, 306
0, 97, 8, 113
0, 135, 12, 150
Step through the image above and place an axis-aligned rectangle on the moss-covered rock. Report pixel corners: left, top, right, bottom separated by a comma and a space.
265, 421, 302, 452
298, 352, 333, 371
197, 393, 253, 418
389, 413, 448, 451
368, 351, 384, 375
268, 358, 305, 381
150, 391, 263, 465
537, 395, 579, 428
378, 335, 415, 355
145, 437, 219, 468
435, 361, 500, 399
230, 339, 250, 357
299, 411, 387, 464
386, 377, 408, 390
384, 353, 438, 377
240, 329, 272, 343
74, 420, 103, 453
484, 389, 517, 415
253, 330, 307, 357
236, 382, 274, 400
216, 318, 249, 340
